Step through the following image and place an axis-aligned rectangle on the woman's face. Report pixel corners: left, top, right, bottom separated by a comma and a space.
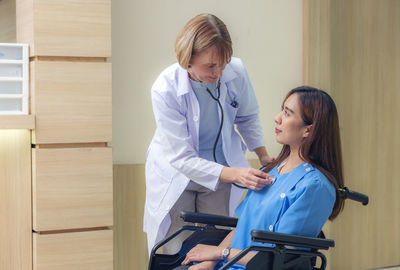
274, 93, 310, 149
188, 46, 226, 84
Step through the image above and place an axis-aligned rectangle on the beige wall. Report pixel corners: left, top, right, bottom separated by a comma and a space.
0, 0, 16, 43
112, 0, 304, 164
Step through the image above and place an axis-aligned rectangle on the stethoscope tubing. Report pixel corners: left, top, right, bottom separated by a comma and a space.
204, 79, 248, 190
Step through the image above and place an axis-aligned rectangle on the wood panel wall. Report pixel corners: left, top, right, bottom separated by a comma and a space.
113, 164, 148, 270
16, 0, 111, 57
304, 0, 400, 269
15, 0, 113, 269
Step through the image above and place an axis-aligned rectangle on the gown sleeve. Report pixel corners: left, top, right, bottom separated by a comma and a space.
275, 176, 336, 237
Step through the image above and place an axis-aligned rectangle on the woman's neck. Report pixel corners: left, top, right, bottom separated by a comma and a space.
279, 147, 305, 174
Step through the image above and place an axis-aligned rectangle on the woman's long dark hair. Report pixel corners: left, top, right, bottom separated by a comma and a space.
263, 86, 344, 220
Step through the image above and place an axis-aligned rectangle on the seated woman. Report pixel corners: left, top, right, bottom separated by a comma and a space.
179, 86, 345, 270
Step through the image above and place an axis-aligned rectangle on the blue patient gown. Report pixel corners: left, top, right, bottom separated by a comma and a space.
217, 162, 336, 269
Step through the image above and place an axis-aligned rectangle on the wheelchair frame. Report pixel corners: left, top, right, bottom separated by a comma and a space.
148, 187, 368, 270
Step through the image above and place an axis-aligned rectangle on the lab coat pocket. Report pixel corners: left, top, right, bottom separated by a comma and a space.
147, 147, 176, 183
145, 161, 172, 211
224, 101, 239, 123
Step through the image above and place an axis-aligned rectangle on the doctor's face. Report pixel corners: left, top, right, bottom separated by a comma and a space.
274, 93, 310, 150
188, 46, 226, 84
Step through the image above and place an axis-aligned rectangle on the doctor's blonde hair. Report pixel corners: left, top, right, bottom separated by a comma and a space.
175, 14, 233, 69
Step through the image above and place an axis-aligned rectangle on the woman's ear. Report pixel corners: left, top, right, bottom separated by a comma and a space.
303, 125, 312, 138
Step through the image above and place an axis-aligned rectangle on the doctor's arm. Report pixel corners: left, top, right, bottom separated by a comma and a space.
234, 65, 274, 166
152, 90, 271, 190
254, 146, 274, 166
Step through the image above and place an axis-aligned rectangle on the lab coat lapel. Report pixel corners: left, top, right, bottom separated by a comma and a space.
176, 66, 200, 150
187, 91, 200, 150
219, 63, 237, 113
176, 65, 190, 96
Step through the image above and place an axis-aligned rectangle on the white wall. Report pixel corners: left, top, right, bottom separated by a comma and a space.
112, 0, 303, 164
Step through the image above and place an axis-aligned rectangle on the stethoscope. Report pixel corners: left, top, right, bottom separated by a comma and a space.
189, 71, 246, 189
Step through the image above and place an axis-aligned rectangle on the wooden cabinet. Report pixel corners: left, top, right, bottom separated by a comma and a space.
0, 130, 32, 270
14, 0, 113, 268
0, 114, 34, 129
32, 147, 113, 231
30, 61, 112, 144
33, 230, 113, 270
16, 0, 111, 57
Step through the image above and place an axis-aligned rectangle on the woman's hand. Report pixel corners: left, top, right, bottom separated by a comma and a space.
188, 261, 218, 270
182, 244, 221, 265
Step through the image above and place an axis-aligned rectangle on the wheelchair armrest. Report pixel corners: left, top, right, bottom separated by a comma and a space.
251, 230, 335, 250
180, 211, 238, 228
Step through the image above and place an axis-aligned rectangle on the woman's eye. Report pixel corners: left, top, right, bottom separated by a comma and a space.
284, 110, 289, 116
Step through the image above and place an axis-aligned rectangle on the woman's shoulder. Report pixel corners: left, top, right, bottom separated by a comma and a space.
301, 165, 336, 194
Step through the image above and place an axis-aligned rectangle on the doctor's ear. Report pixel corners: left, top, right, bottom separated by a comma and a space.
303, 125, 312, 138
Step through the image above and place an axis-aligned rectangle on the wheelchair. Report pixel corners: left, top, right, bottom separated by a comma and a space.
148, 187, 368, 270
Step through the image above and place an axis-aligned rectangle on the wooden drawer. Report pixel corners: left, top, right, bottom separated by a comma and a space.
31, 61, 112, 144
33, 230, 113, 270
32, 147, 113, 231
17, 0, 111, 57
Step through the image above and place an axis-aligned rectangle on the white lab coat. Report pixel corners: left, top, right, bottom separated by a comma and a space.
144, 57, 265, 252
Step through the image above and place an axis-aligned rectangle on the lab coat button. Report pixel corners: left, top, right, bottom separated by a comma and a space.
193, 116, 199, 122
164, 205, 170, 211
280, 193, 286, 199
305, 167, 311, 172
269, 225, 273, 231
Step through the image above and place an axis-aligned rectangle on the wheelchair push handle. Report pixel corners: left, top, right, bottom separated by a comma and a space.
338, 187, 369, 205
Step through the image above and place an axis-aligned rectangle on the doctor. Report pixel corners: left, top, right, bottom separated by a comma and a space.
144, 13, 274, 254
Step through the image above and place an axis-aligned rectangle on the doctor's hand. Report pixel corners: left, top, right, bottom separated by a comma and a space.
259, 155, 275, 167
221, 167, 273, 190
254, 146, 275, 167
